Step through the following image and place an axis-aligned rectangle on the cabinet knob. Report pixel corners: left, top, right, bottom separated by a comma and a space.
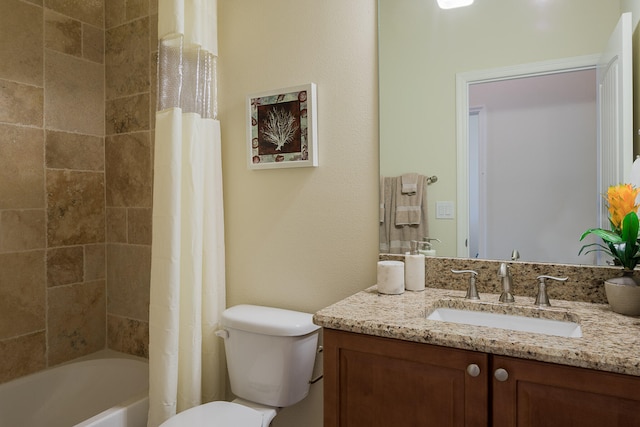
466, 363, 481, 377
494, 368, 509, 382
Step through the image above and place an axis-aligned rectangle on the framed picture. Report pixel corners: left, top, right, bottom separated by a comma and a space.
247, 83, 318, 169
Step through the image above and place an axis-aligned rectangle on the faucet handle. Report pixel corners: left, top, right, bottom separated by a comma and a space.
497, 263, 515, 303
534, 275, 568, 307
452, 269, 479, 300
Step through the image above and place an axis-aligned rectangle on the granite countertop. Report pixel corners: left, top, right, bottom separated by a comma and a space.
313, 286, 640, 376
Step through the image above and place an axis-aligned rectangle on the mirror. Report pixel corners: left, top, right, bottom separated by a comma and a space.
379, 0, 631, 263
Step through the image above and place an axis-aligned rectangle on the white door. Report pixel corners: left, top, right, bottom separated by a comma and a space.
597, 12, 633, 232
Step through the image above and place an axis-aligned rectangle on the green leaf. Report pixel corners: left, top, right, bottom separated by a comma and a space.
621, 212, 639, 244
580, 228, 623, 244
578, 242, 612, 256
621, 212, 640, 269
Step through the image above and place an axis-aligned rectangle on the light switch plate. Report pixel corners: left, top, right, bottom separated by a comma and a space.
436, 201, 455, 219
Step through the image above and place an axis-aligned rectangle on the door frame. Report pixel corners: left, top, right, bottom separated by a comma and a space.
455, 55, 600, 258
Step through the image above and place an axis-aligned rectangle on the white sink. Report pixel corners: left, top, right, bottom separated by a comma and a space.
427, 307, 583, 338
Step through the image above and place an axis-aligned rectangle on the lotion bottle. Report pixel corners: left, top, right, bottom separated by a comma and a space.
405, 240, 425, 291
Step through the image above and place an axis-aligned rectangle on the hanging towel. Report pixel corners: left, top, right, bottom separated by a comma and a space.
379, 176, 395, 253
381, 175, 429, 254
401, 173, 419, 194
395, 174, 423, 226
380, 175, 385, 224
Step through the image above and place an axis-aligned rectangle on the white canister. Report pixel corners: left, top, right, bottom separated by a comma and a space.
377, 260, 405, 294
405, 253, 425, 291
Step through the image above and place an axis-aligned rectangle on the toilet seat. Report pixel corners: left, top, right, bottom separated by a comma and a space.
159, 401, 264, 427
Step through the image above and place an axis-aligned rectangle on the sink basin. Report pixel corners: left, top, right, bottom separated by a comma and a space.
427, 307, 583, 338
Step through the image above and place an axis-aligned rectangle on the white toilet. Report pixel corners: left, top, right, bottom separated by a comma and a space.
159, 304, 321, 427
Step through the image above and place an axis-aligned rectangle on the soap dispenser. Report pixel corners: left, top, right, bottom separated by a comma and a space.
418, 238, 441, 257
405, 240, 425, 291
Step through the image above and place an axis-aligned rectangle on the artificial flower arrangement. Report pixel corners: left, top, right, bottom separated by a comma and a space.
579, 184, 640, 271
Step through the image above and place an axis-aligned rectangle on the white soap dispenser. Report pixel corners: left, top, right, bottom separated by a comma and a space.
419, 238, 441, 257
405, 240, 425, 291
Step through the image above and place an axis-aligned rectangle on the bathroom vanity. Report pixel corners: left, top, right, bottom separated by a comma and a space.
314, 285, 640, 426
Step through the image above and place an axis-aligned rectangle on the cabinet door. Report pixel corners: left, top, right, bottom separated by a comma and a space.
492, 355, 640, 427
323, 329, 488, 427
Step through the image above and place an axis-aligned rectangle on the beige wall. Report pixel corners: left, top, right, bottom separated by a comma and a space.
218, 0, 379, 316
380, 0, 624, 257
218, 0, 379, 425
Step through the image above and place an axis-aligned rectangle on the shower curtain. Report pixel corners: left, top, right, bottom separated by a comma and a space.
147, 1, 225, 426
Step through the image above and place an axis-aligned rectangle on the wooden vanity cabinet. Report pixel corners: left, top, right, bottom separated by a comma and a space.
324, 329, 640, 427
323, 329, 489, 426
491, 355, 640, 427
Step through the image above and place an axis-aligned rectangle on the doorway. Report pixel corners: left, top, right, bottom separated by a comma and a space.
458, 58, 600, 264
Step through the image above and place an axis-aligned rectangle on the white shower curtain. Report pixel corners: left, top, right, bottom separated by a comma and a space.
147, 1, 225, 426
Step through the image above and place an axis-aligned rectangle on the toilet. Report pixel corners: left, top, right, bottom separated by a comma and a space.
159, 304, 321, 427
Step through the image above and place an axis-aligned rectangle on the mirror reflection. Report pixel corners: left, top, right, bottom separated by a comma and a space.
379, 0, 634, 264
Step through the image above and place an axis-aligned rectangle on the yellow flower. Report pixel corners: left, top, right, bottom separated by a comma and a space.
608, 184, 640, 230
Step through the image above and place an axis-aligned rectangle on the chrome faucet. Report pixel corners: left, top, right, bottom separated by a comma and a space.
534, 275, 568, 307
451, 269, 479, 300
497, 263, 515, 303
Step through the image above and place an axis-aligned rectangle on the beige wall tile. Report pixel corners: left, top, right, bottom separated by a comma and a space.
85, 243, 106, 281
0, 210, 46, 252
106, 207, 127, 242
126, 0, 148, 21
46, 130, 105, 171
45, 50, 104, 135
128, 208, 152, 245
105, 17, 149, 99
0, 80, 44, 127
106, 243, 150, 320
105, 0, 126, 29
105, 133, 152, 207
83, 23, 104, 64
47, 246, 84, 287
47, 280, 106, 365
149, 13, 158, 53
46, 170, 106, 246
0, 124, 45, 209
149, 51, 158, 129
149, 0, 158, 15
0, 251, 46, 339
45, 9, 82, 57
107, 314, 148, 358
0, 0, 43, 86
45, 0, 104, 27
0, 332, 46, 384
106, 93, 150, 135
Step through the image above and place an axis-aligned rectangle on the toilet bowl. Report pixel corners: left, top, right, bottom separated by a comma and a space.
158, 305, 320, 427
158, 401, 265, 427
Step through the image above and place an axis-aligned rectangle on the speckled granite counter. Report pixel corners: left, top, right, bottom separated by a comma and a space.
314, 285, 640, 377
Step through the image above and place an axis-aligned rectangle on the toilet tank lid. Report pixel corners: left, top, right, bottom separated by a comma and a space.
222, 305, 320, 336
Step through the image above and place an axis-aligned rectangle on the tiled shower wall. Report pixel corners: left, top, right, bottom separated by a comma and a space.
0, 0, 156, 383
104, 0, 156, 360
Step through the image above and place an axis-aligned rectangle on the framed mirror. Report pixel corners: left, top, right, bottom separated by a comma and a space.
379, 0, 635, 264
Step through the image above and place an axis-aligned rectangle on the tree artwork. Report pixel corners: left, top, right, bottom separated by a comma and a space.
261, 107, 299, 151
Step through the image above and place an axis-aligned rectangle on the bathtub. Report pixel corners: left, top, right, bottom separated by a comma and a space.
0, 351, 149, 427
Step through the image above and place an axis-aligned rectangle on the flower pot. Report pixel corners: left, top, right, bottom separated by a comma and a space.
604, 272, 640, 316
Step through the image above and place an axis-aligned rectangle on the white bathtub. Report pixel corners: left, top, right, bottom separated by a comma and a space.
0, 352, 149, 427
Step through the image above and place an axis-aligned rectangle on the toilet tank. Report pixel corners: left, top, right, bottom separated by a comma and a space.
220, 305, 321, 408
